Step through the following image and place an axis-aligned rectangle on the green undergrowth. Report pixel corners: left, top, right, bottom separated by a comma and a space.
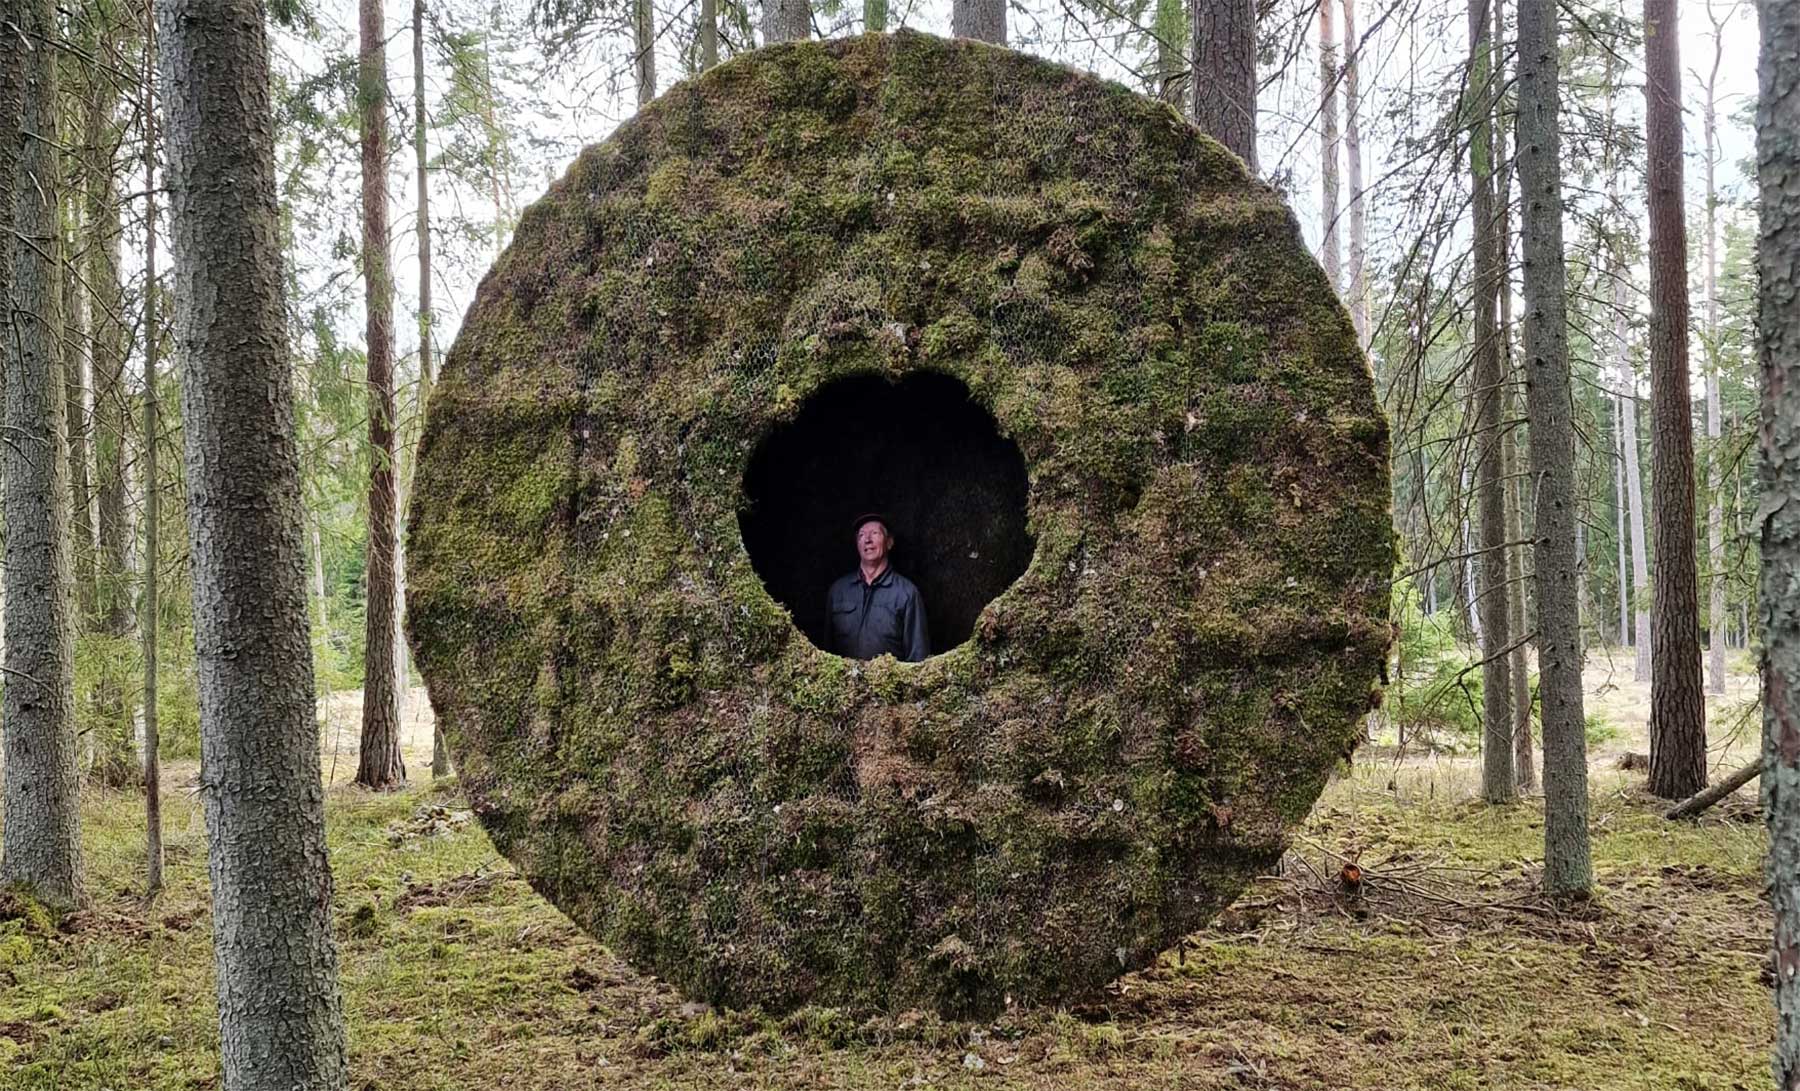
0, 758, 1771, 1089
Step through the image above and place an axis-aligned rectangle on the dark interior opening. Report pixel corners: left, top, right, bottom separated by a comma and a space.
739, 372, 1034, 659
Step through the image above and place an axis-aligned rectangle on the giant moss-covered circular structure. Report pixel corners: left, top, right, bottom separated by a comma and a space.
409, 30, 1393, 1017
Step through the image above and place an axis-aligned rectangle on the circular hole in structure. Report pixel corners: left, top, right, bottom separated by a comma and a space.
738, 372, 1034, 660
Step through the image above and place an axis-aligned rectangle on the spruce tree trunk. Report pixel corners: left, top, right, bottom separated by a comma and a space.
1702, 17, 1727, 696
64, 199, 96, 622
952, 0, 1005, 44
84, 23, 141, 788
156, 2, 349, 1085
1318, 0, 1340, 289
358, 0, 406, 791
1619, 280, 1653, 681
1642, 0, 1707, 800
1189, 0, 1257, 173
1469, 0, 1514, 802
0, 0, 84, 911
1758, 0, 1800, 1077
1494, 43, 1534, 793
143, 5, 164, 896
1341, 0, 1366, 347
1516, 0, 1590, 897
762, 0, 810, 43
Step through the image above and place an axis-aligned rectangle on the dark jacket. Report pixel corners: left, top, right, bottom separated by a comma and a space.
826, 565, 929, 662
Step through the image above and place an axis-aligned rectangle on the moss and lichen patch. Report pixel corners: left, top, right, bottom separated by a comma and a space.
409, 30, 1392, 1016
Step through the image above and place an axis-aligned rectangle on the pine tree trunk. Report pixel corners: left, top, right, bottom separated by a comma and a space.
1342, 0, 1367, 347
414, 0, 449, 781
1702, 19, 1727, 696
142, 5, 164, 896
1319, 0, 1340, 289
1758, 1, 1800, 1076
358, 0, 406, 791
157, 2, 350, 1084
1188, 0, 1257, 173
0, 0, 84, 911
952, 0, 1005, 43
633, 0, 657, 106
762, 0, 810, 43
1615, 396, 1629, 646
1642, 0, 1707, 800
1469, 0, 1514, 802
1516, 0, 1590, 897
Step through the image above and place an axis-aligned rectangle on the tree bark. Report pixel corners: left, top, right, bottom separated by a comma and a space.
702, 0, 720, 65
1469, 0, 1514, 802
1516, 0, 1589, 896
0, 0, 84, 911
415, 0, 449, 780
1615, 394, 1629, 646
143, 1, 165, 897
952, 0, 1005, 44
1702, 2, 1727, 696
1665, 758, 1758, 820
1756, 0, 1800, 1076
633, 0, 657, 106
1642, 0, 1706, 800
1494, 28, 1534, 792
64, 197, 96, 622
1619, 275, 1652, 682
358, 0, 406, 791
863, 0, 884, 33
157, 1, 349, 1085
1189, 0, 1257, 173
83, 10, 141, 788
1318, 0, 1340, 289
762, 0, 810, 43
1342, 0, 1366, 347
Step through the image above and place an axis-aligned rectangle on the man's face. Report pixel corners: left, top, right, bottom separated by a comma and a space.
856, 521, 891, 567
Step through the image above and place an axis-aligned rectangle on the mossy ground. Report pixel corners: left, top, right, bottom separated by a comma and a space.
4, 742, 1770, 1089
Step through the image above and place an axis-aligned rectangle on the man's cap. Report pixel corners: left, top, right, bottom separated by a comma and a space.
851, 512, 892, 535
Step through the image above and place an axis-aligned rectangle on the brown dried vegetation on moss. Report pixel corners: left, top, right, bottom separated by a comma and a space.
408, 30, 1392, 1015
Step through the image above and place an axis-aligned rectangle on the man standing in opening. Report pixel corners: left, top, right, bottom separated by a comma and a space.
827, 513, 929, 662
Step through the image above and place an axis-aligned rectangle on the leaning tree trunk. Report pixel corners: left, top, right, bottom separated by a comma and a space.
1342, 0, 1367, 347
1469, 0, 1514, 802
1643, 0, 1706, 800
157, 1, 350, 1086
1759, 0, 1800, 1075
0, 0, 84, 912
952, 0, 1005, 43
1189, 0, 1257, 173
357, 0, 406, 791
1516, 0, 1590, 897
762, 0, 809, 43
1318, 0, 1340, 289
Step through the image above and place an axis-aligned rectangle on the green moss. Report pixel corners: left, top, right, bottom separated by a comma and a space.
410, 30, 1391, 1018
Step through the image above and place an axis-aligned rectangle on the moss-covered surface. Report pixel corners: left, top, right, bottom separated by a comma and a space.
408, 30, 1393, 1015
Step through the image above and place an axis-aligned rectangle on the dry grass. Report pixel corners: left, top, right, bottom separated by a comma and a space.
1, 669, 1776, 1090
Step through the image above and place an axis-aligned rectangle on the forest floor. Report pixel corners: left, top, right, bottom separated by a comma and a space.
2, 655, 1775, 1090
